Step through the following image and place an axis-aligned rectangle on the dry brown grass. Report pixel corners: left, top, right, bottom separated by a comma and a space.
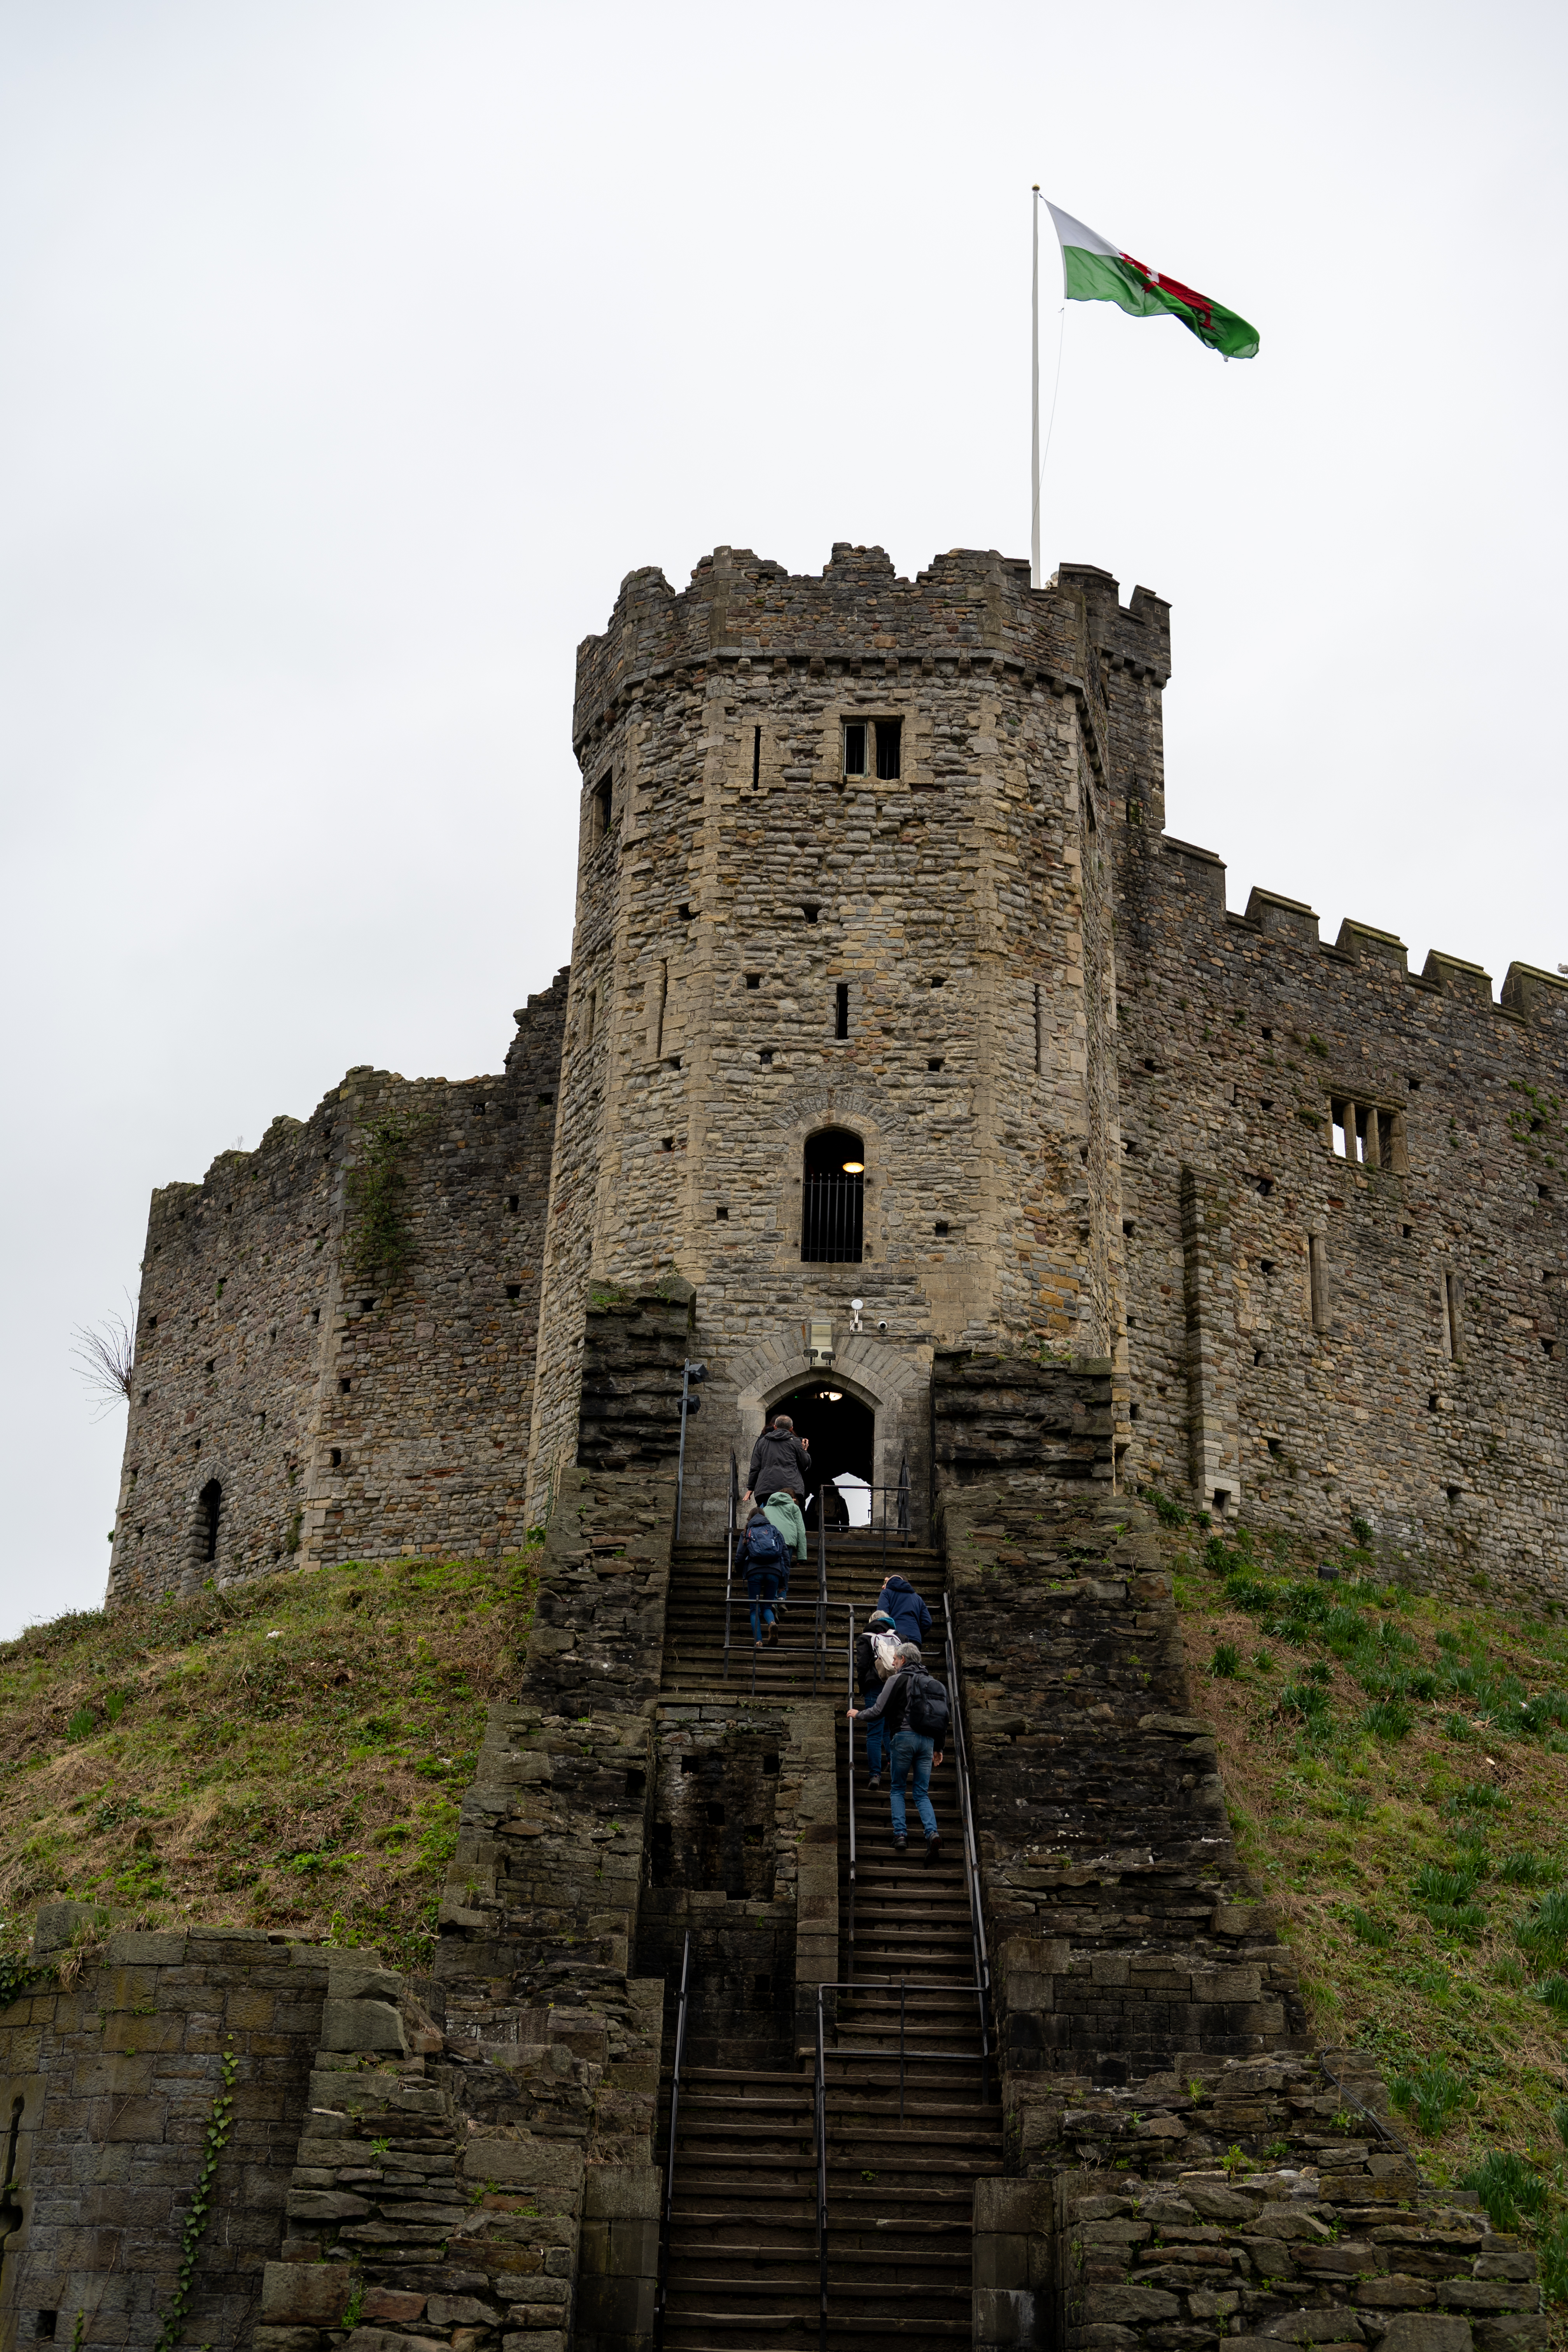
0, 1549, 536, 1971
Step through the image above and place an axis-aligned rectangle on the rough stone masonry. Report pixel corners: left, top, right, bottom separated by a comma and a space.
108, 541, 1566, 1610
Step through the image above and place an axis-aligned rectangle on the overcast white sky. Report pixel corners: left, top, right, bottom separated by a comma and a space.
2, 0, 1563, 1639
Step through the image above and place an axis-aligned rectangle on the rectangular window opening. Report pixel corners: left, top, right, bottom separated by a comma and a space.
1308, 1233, 1330, 1333
842, 721, 866, 778
1444, 1270, 1463, 1361
874, 718, 902, 780
934, 1220, 949, 1235
928, 1057, 943, 1073
1033, 982, 1043, 1075
505, 1283, 521, 1300
716, 1206, 729, 1220
508, 1194, 520, 1212
752, 724, 761, 787
835, 982, 849, 1040
592, 770, 613, 843
745, 973, 761, 990
1331, 1099, 1349, 1158
338, 1377, 350, 1393
653, 961, 668, 1059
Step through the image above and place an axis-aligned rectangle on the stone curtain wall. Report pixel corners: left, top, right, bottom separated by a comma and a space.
1115, 816, 1568, 1601
1048, 2125, 1544, 2352
943, 1474, 1543, 2352
940, 1482, 1309, 2100
111, 977, 566, 1605
528, 541, 1160, 1525
0, 1918, 331, 2352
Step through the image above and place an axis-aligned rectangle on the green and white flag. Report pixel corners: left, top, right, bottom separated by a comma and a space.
1045, 203, 1259, 360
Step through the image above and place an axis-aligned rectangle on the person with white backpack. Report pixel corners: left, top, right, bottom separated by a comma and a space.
847, 1640, 950, 1863
852, 1609, 898, 1788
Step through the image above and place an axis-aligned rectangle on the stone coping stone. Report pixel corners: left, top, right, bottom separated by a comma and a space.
105, 1929, 188, 1966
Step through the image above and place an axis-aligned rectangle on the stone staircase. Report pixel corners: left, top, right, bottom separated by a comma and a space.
656, 1531, 1003, 2348
660, 1533, 947, 1703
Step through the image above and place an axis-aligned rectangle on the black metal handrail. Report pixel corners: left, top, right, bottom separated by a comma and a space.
814, 1970, 987, 2328
814, 1984, 829, 2352
653, 1930, 692, 2352
942, 1590, 993, 2103
843, 1645, 858, 1981
810, 1503, 828, 1696
721, 1454, 738, 1681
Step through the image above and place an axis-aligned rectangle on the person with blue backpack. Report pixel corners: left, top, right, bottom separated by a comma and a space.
738, 1507, 791, 1647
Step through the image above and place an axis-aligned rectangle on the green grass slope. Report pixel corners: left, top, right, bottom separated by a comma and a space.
0, 1550, 536, 1976
1150, 1491, 1568, 2311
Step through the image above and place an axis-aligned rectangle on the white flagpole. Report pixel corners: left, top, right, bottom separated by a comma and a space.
1031, 185, 1041, 589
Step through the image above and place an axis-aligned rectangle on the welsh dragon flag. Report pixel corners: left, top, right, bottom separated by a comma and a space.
1046, 203, 1259, 360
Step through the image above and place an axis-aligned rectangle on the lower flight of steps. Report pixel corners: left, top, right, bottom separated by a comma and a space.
660, 1536, 949, 1704
658, 1662, 1002, 2350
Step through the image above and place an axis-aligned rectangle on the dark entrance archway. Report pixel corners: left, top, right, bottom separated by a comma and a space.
774, 1382, 873, 1523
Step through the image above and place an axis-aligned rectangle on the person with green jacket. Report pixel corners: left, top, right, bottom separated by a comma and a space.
761, 1489, 807, 1608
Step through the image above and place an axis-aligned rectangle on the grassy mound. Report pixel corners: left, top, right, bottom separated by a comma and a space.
0, 1549, 536, 1974
1148, 1491, 1568, 2305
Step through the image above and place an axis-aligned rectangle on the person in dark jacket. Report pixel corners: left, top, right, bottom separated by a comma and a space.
853, 1609, 897, 1787
744, 1414, 811, 1510
877, 1574, 932, 1648
848, 1642, 943, 1860
738, 1508, 789, 1647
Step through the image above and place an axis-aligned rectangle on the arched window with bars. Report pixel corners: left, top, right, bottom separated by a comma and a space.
801, 1128, 864, 1263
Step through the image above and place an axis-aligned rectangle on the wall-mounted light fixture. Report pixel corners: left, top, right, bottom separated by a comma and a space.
849, 1297, 864, 1334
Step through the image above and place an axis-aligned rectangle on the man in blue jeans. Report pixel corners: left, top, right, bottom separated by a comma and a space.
847, 1641, 943, 1863
738, 1508, 789, 1646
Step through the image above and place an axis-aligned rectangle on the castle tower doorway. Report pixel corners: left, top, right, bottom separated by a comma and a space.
774, 1381, 874, 1525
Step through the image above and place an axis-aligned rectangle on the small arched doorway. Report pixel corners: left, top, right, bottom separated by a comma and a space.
801, 1127, 864, 1263
773, 1381, 874, 1526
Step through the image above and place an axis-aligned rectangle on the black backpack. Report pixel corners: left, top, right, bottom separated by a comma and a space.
741, 1520, 789, 1574
905, 1669, 949, 1741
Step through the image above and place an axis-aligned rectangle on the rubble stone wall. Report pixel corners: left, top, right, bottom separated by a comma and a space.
110, 975, 567, 1604
527, 541, 1152, 1531
1115, 814, 1568, 1602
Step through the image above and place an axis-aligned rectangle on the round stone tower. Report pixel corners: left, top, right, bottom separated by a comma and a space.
526, 541, 1165, 1528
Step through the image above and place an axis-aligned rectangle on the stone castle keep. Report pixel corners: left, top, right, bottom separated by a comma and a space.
109, 540, 1568, 1611
2, 541, 1557, 2352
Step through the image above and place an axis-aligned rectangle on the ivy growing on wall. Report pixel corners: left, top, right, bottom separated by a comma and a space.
150, 2036, 239, 2352
346, 1118, 421, 1286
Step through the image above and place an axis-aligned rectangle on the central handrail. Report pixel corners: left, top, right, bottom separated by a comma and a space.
814, 1969, 987, 2342
810, 1500, 828, 1696
814, 1984, 829, 2352
721, 1453, 738, 1682
844, 1623, 858, 1981
653, 1929, 692, 2352
942, 1589, 993, 2102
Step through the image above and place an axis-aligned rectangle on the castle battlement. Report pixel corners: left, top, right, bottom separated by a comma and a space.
109, 541, 1566, 1614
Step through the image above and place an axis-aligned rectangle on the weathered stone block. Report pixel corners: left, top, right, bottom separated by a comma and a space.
260, 2259, 354, 2325
319, 1998, 408, 2053
1376, 2320, 1474, 2352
